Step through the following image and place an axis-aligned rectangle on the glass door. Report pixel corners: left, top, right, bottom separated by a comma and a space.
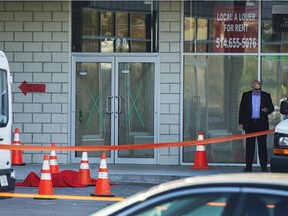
71, 56, 114, 163
115, 57, 157, 164
71, 55, 158, 164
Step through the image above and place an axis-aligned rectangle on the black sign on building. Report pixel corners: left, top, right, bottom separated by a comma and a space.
272, 5, 288, 32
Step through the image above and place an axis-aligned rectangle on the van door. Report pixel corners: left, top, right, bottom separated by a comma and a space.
0, 58, 12, 170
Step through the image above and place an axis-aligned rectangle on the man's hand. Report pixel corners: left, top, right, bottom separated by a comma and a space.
261, 107, 268, 113
239, 124, 243, 129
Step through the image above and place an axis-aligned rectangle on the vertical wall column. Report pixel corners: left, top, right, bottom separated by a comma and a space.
159, 1, 181, 165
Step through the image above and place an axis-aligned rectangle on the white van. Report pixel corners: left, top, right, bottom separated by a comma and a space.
0, 51, 15, 191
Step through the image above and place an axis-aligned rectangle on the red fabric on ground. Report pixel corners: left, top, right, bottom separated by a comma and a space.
51, 170, 85, 187
16, 171, 40, 187
16, 170, 97, 187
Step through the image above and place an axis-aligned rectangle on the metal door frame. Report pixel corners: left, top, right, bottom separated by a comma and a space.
115, 56, 159, 164
70, 54, 159, 164
71, 55, 115, 164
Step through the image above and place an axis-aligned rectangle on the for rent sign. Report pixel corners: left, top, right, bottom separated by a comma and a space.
214, 6, 258, 53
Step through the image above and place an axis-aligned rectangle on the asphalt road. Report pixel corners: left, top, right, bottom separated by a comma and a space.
0, 183, 153, 216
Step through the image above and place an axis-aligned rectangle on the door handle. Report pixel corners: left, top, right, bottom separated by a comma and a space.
105, 96, 113, 113
116, 96, 122, 114
78, 110, 83, 123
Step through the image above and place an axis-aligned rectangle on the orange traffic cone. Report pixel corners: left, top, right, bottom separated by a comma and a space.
192, 131, 210, 169
49, 142, 59, 174
38, 154, 54, 195
91, 152, 113, 197
12, 128, 25, 166
78, 151, 92, 186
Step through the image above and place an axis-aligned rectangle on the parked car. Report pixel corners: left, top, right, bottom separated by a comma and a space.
91, 173, 288, 216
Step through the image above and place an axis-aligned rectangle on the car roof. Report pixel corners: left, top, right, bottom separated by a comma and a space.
91, 173, 288, 216
139, 173, 288, 197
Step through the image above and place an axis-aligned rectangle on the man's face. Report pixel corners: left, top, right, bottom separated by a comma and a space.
252, 83, 261, 94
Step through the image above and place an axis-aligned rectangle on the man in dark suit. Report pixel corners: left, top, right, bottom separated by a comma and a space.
239, 80, 274, 172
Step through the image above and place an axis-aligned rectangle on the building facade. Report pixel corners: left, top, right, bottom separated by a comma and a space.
0, 0, 286, 167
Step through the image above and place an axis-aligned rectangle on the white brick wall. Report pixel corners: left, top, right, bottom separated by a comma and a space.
1, 1, 69, 163
1, 1, 183, 165
159, 1, 181, 165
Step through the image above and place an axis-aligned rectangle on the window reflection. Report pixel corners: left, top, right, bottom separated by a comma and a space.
116, 13, 128, 38
101, 12, 114, 52
101, 12, 113, 37
118, 62, 155, 158
262, 1, 288, 53
262, 56, 288, 124
81, 8, 100, 52
72, 1, 159, 53
75, 62, 112, 158
183, 55, 258, 163
131, 14, 147, 39
183, 1, 287, 165
184, 1, 258, 53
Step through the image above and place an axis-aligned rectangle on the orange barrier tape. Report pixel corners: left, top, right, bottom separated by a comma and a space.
0, 129, 274, 152
0, 192, 125, 201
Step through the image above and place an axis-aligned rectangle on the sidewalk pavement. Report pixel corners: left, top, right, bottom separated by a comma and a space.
12, 163, 262, 185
